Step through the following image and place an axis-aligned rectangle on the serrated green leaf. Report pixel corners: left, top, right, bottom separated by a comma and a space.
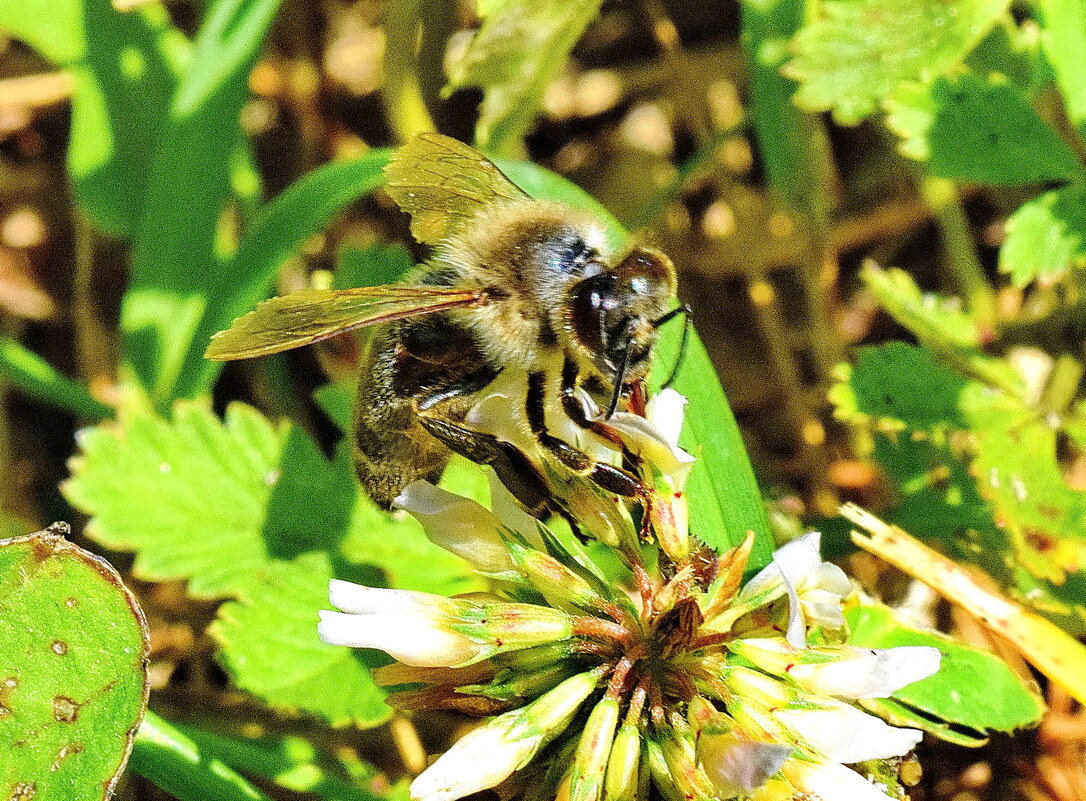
831, 342, 971, 430
886, 72, 1082, 184
446, 0, 603, 153
0, 527, 149, 798
0, 0, 187, 236
212, 554, 390, 728
785, 0, 1009, 123
62, 403, 285, 598
846, 597, 1045, 735
999, 185, 1086, 286
861, 264, 1022, 394
973, 417, 1086, 582
1039, 0, 1086, 145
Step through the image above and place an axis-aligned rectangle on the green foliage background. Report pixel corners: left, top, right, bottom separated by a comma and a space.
1, 0, 1084, 797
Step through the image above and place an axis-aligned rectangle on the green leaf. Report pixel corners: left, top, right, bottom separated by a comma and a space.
785, 0, 1010, 123
121, 0, 284, 407
846, 597, 1045, 735
0, 0, 187, 236
741, 0, 835, 224
63, 400, 480, 721
0, 338, 112, 419
62, 403, 286, 598
999, 185, 1086, 286
653, 327, 774, 569
830, 342, 971, 430
168, 721, 399, 801
445, 0, 603, 154
192, 151, 393, 398
0, 526, 149, 798
1039, 0, 1086, 146
131, 711, 274, 801
861, 264, 1022, 394
973, 417, 1086, 582
212, 554, 390, 728
335, 243, 417, 289
885, 72, 1082, 184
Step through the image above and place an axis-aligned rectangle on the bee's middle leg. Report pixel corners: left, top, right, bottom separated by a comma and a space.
526, 369, 646, 501
416, 385, 553, 517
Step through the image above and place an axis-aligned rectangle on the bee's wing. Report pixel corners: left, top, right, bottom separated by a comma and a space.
205, 286, 486, 360
384, 132, 530, 245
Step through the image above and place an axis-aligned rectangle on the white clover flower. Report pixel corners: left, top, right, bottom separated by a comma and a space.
320, 389, 943, 801
394, 481, 518, 576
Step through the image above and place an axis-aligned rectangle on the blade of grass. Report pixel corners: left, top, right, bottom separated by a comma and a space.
0, 338, 112, 419
121, 0, 284, 408
130, 711, 274, 801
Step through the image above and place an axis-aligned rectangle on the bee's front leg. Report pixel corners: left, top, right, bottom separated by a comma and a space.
526, 369, 647, 502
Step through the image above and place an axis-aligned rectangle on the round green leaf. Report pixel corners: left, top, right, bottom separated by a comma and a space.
0, 525, 150, 799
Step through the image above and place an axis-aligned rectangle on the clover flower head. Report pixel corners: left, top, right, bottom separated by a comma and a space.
320, 380, 941, 801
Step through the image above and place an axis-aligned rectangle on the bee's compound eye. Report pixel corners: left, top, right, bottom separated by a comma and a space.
569, 272, 619, 354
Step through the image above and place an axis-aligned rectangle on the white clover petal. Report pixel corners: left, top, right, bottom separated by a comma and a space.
328, 580, 457, 616
782, 759, 897, 801
394, 481, 517, 574
790, 645, 942, 699
776, 701, 923, 763
729, 638, 942, 700
699, 733, 791, 798
737, 532, 851, 645
600, 411, 695, 485
317, 609, 482, 666
410, 716, 541, 801
644, 388, 688, 448
487, 471, 547, 548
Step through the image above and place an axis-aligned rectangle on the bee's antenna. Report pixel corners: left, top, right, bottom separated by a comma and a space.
653, 304, 692, 389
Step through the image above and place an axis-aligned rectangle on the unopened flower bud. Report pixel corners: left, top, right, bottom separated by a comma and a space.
603, 724, 641, 801
450, 602, 574, 660
506, 538, 610, 614
657, 729, 716, 801
411, 671, 600, 801
568, 697, 620, 801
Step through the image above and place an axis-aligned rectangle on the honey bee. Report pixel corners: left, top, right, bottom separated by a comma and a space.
207, 133, 685, 516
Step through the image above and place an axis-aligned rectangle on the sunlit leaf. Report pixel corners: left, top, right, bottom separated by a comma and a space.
0, 526, 149, 798
786, 0, 1010, 123
999, 185, 1086, 286
830, 342, 971, 430
212, 554, 390, 728
846, 596, 1045, 736
0, 0, 187, 236
131, 711, 275, 801
1039, 0, 1086, 145
0, 338, 112, 420
886, 72, 1082, 184
121, 0, 284, 406
445, 0, 603, 153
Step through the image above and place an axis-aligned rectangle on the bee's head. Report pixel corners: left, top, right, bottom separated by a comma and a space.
567, 245, 677, 385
